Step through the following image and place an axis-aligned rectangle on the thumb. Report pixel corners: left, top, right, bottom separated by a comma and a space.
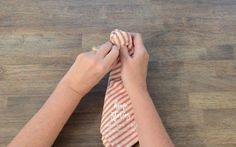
120, 46, 130, 63
131, 33, 144, 47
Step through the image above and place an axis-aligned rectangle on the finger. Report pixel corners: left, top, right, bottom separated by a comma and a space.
130, 33, 147, 57
96, 41, 112, 58
120, 45, 130, 63
86, 50, 96, 56
103, 45, 120, 69
130, 33, 144, 48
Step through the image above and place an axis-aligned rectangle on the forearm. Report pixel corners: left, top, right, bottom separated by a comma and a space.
128, 88, 174, 147
8, 41, 118, 147
8, 78, 83, 147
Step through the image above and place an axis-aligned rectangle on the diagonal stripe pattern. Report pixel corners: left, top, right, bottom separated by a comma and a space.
100, 29, 139, 147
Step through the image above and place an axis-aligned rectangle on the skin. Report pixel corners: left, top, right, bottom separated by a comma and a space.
120, 33, 174, 147
8, 33, 173, 147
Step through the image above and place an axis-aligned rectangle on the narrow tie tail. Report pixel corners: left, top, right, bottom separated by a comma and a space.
100, 29, 139, 147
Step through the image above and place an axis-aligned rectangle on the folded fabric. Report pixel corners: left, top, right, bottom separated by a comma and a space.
100, 29, 139, 147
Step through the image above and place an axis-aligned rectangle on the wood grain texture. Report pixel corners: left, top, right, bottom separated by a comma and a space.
0, 0, 236, 146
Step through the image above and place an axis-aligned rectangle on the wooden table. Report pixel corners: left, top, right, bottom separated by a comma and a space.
0, 0, 236, 146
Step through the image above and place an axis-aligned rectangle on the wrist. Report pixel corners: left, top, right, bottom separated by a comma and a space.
126, 83, 149, 98
59, 76, 85, 99
127, 88, 150, 104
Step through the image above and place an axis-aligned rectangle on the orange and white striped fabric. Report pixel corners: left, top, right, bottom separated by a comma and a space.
100, 29, 139, 147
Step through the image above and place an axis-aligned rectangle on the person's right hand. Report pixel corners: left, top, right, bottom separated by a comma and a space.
62, 41, 119, 97
119, 33, 149, 95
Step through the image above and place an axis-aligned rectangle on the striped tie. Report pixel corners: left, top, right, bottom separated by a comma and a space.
100, 29, 139, 147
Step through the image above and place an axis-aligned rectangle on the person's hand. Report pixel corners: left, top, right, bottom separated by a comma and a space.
62, 41, 120, 97
120, 33, 149, 95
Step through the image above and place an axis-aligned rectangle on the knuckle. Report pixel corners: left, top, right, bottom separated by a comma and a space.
144, 50, 149, 58
138, 49, 145, 55
88, 58, 97, 66
95, 63, 106, 74
144, 53, 149, 60
76, 53, 84, 59
76, 53, 87, 61
137, 49, 149, 59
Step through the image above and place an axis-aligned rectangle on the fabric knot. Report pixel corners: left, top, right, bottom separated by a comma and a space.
110, 29, 133, 49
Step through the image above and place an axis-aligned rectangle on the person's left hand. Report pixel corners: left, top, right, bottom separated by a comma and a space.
62, 41, 119, 97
